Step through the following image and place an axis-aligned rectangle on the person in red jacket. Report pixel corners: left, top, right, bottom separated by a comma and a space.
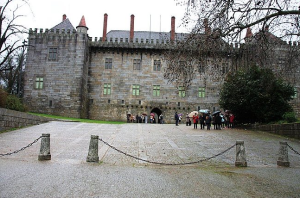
192, 113, 199, 129
229, 114, 235, 128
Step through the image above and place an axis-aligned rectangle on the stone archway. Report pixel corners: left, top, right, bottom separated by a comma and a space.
150, 107, 162, 124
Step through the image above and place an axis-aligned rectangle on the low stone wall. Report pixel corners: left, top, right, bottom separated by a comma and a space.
0, 108, 54, 131
254, 123, 300, 139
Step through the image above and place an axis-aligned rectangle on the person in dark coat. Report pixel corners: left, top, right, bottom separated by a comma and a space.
205, 114, 212, 130
175, 112, 179, 126
199, 113, 205, 129
216, 113, 222, 130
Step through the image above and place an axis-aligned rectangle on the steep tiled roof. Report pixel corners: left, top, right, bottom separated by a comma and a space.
106, 30, 188, 44
51, 18, 75, 31
77, 16, 87, 28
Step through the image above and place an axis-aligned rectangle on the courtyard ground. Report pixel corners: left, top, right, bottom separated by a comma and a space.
1, 121, 300, 197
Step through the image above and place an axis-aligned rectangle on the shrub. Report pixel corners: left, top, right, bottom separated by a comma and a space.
0, 88, 8, 108
283, 112, 297, 123
5, 95, 26, 112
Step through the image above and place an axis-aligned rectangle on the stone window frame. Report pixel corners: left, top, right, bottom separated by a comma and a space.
34, 76, 44, 90
198, 87, 205, 98
103, 83, 111, 95
153, 85, 160, 96
153, 59, 161, 71
48, 47, 58, 61
105, 58, 112, 69
133, 59, 141, 70
178, 86, 186, 98
132, 84, 140, 96
198, 61, 205, 73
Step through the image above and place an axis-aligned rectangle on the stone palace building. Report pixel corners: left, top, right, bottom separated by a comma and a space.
23, 14, 300, 123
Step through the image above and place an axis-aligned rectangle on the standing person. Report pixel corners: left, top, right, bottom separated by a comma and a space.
199, 113, 205, 129
159, 114, 164, 124
186, 113, 190, 126
206, 114, 212, 130
216, 113, 222, 130
229, 114, 235, 128
192, 113, 199, 129
175, 112, 179, 126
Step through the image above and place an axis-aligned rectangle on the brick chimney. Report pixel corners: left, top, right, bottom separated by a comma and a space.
102, 13, 108, 41
63, 14, 66, 21
204, 18, 211, 35
171, 16, 175, 42
130, 14, 135, 42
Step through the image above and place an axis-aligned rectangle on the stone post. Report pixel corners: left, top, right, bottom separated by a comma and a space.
86, 135, 99, 163
277, 142, 290, 167
38, 133, 51, 161
235, 141, 247, 167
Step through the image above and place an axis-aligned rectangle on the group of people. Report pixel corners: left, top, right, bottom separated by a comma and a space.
127, 113, 164, 124
175, 111, 235, 130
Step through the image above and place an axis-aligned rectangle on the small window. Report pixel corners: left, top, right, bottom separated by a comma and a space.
178, 102, 181, 107
122, 100, 125, 104
153, 85, 160, 96
198, 87, 205, 98
292, 88, 298, 99
178, 86, 185, 98
108, 99, 111, 104
48, 47, 58, 61
132, 84, 140, 96
198, 61, 205, 73
153, 60, 161, 71
49, 100, 53, 107
133, 59, 141, 70
35, 77, 44, 89
179, 61, 186, 67
104, 83, 111, 95
105, 58, 112, 69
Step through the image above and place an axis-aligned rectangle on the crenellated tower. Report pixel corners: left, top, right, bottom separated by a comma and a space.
23, 15, 90, 118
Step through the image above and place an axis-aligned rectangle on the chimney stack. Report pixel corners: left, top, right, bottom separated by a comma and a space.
102, 13, 108, 41
63, 14, 66, 21
204, 18, 211, 35
171, 16, 175, 42
130, 14, 135, 42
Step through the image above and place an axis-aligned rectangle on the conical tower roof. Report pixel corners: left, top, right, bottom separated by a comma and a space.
77, 15, 88, 29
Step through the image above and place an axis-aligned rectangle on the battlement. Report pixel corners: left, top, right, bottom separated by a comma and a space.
29, 28, 77, 35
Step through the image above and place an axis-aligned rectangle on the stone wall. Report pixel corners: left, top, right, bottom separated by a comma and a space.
254, 123, 300, 140
0, 108, 54, 131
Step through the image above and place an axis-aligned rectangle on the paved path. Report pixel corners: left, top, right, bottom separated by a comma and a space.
1, 121, 300, 197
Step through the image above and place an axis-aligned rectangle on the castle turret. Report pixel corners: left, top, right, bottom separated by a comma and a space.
245, 27, 253, 43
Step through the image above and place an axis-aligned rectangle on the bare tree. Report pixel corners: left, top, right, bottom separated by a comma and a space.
163, 0, 300, 88
177, 0, 300, 42
0, 0, 28, 73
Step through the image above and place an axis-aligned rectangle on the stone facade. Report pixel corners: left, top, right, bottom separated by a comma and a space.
23, 14, 300, 123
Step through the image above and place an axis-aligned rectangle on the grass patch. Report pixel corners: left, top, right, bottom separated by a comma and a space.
28, 112, 126, 124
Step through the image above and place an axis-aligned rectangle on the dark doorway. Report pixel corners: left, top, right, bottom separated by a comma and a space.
150, 108, 162, 124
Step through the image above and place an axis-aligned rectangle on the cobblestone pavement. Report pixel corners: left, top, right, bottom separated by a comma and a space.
1, 121, 300, 198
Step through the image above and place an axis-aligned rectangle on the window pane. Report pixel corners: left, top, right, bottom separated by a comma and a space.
154, 60, 161, 71
133, 59, 141, 70
105, 58, 112, 69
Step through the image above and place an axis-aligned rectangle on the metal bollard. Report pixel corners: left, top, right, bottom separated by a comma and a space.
277, 142, 290, 167
235, 141, 247, 167
86, 135, 99, 163
38, 133, 51, 161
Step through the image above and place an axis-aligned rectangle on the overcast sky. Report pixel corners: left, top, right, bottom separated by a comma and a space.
13, 0, 189, 38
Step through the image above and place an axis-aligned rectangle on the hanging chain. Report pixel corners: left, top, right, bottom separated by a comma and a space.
287, 143, 300, 156
0, 136, 42, 157
99, 138, 236, 166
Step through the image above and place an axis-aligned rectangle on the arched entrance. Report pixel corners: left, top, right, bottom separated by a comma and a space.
150, 108, 162, 124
